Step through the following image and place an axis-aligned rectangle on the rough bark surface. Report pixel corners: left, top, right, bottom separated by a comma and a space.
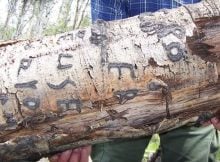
0, 0, 220, 161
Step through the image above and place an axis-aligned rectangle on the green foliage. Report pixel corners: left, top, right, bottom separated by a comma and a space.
142, 134, 160, 162
79, 15, 91, 28
215, 149, 220, 161
0, 25, 16, 40
43, 15, 91, 36
43, 20, 72, 36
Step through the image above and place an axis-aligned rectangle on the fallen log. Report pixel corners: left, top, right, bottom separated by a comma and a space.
0, 0, 220, 161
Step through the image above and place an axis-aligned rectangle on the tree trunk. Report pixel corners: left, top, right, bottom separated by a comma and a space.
0, 0, 220, 161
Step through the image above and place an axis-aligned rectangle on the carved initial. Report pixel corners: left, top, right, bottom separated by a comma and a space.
57, 54, 73, 70
108, 63, 136, 79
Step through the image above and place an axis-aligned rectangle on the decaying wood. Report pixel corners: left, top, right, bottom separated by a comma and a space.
0, 0, 220, 161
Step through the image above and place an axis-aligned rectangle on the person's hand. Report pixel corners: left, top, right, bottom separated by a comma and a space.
210, 117, 220, 130
49, 146, 91, 162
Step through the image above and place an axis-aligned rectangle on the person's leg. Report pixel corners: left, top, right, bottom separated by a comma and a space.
160, 125, 220, 162
91, 137, 150, 162
127, 0, 201, 17
91, 0, 128, 22
209, 129, 220, 162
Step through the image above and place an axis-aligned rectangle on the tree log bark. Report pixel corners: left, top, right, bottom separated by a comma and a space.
0, 0, 220, 161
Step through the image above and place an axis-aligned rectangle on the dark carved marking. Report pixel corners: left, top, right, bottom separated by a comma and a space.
57, 99, 82, 113
0, 94, 8, 105
163, 42, 185, 62
106, 109, 128, 120
57, 54, 73, 69
76, 30, 86, 39
114, 89, 138, 104
148, 79, 169, 91
108, 63, 136, 79
47, 77, 76, 90
148, 82, 163, 91
139, 20, 185, 40
157, 24, 186, 39
57, 33, 74, 44
18, 58, 32, 75
162, 87, 172, 119
23, 97, 40, 110
90, 19, 108, 45
4, 113, 17, 125
148, 58, 158, 67
89, 20, 109, 64
24, 43, 32, 50
15, 80, 38, 89
140, 21, 164, 34
148, 79, 171, 118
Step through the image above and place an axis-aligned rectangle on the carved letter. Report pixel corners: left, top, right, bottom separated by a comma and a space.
114, 89, 138, 104
90, 20, 108, 45
163, 42, 185, 62
0, 94, 8, 105
47, 77, 76, 90
157, 24, 185, 39
23, 97, 40, 110
140, 21, 164, 34
108, 63, 136, 79
57, 99, 82, 113
57, 54, 73, 70
15, 80, 38, 89
18, 58, 32, 75
76, 30, 86, 39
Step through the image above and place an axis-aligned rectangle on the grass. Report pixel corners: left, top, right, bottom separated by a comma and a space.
142, 134, 160, 162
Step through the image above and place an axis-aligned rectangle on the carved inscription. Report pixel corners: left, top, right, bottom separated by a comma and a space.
140, 20, 185, 39
57, 99, 82, 113
15, 80, 38, 89
23, 97, 40, 110
162, 87, 172, 119
90, 19, 108, 45
140, 21, 164, 34
4, 113, 16, 125
114, 89, 139, 104
163, 42, 185, 62
76, 30, 86, 39
47, 77, 76, 90
18, 58, 32, 75
57, 54, 73, 69
57, 33, 74, 44
148, 79, 171, 118
157, 24, 185, 39
108, 63, 136, 79
0, 94, 8, 105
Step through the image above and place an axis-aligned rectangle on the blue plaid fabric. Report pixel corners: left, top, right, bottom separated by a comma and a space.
91, 0, 201, 22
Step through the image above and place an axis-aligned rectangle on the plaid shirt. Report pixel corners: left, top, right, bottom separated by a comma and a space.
91, 0, 201, 22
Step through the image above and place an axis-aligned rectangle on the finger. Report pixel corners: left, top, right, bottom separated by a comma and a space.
202, 120, 211, 127
81, 146, 92, 154
211, 117, 219, 124
69, 148, 80, 162
210, 117, 220, 130
49, 155, 59, 162
58, 150, 72, 162
79, 146, 91, 162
